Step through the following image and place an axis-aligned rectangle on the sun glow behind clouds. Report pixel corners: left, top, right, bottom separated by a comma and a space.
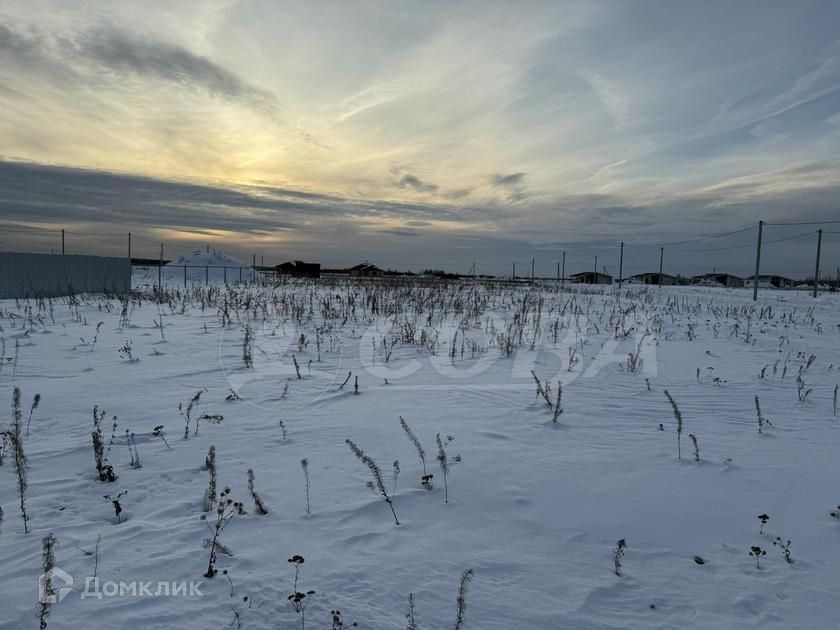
0, 1, 838, 272
154, 227, 291, 244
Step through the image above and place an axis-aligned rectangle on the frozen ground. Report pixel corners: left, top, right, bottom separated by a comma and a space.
1, 278, 839, 629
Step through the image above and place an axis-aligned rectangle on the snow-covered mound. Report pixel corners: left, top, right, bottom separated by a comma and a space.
134, 250, 256, 287
168, 251, 250, 269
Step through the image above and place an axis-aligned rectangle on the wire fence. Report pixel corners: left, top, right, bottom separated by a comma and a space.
131, 264, 277, 289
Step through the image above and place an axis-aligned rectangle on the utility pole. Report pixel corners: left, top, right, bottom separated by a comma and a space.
556, 261, 560, 281
752, 220, 763, 302
593, 255, 598, 284
531, 258, 535, 280
813, 228, 822, 298
561, 251, 565, 283
658, 247, 664, 287
618, 241, 624, 289
512, 262, 515, 281
128, 232, 131, 260
61, 229, 65, 255
158, 243, 163, 291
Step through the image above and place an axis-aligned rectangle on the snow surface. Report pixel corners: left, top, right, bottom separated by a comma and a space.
1, 280, 839, 629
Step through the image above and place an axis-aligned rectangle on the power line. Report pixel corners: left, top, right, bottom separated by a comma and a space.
760, 230, 820, 245
677, 230, 813, 253
64, 231, 125, 247
560, 246, 619, 259
0, 224, 59, 235
629, 224, 756, 247
765, 219, 840, 226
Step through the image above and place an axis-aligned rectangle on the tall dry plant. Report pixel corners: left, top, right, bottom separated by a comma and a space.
346, 439, 399, 525
664, 390, 683, 459
3, 388, 29, 532
301, 458, 311, 515
400, 416, 433, 490
25, 393, 41, 437
453, 569, 474, 630
203, 445, 217, 512
38, 532, 57, 629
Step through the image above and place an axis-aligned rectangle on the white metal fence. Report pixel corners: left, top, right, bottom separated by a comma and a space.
0, 252, 130, 298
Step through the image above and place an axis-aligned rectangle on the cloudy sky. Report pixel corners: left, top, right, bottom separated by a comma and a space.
1, 0, 839, 277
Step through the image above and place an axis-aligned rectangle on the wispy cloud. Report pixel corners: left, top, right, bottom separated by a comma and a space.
79, 28, 281, 114
578, 70, 630, 129
395, 173, 438, 193
0, 22, 281, 116
491, 172, 526, 187
0, 1, 838, 274
336, 84, 404, 122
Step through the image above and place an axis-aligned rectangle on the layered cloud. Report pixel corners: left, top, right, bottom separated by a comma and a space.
0, 0, 838, 275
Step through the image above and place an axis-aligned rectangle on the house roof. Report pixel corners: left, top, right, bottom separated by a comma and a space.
351, 262, 381, 271
754, 274, 793, 281
569, 271, 612, 277
691, 273, 743, 280
631, 272, 675, 278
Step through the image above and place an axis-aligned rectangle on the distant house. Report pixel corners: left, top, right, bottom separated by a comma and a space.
743, 274, 794, 289
350, 262, 384, 278
570, 271, 613, 285
630, 272, 676, 286
691, 273, 744, 288
276, 260, 321, 278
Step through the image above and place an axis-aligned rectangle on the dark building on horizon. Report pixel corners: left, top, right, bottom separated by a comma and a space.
630, 272, 676, 285
276, 260, 321, 278
691, 273, 744, 288
570, 271, 613, 285
744, 274, 794, 289
350, 262, 384, 278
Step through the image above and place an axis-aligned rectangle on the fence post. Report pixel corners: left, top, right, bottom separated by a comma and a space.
239, 267, 242, 284
561, 251, 565, 283
158, 243, 163, 291
512, 262, 515, 281
813, 229, 822, 298
752, 220, 763, 301
128, 232, 131, 260
224, 266, 227, 285
658, 247, 664, 287
184, 265, 187, 288
61, 229, 65, 255
593, 255, 597, 284
531, 258, 535, 280
618, 241, 624, 288
205, 265, 209, 286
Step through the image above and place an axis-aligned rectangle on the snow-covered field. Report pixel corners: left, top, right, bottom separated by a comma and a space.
1, 278, 839, 629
